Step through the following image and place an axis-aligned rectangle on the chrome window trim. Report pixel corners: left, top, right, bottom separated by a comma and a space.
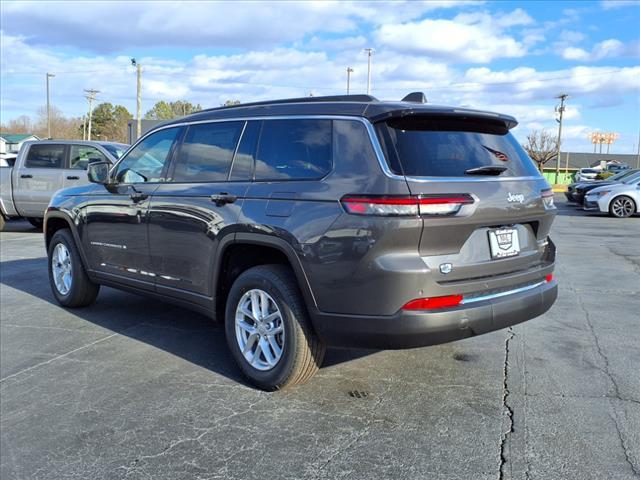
111, 114, 542, 184
460, 280, 546, 305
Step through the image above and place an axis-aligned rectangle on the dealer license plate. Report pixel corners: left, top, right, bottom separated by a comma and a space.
488, 228, 520, 259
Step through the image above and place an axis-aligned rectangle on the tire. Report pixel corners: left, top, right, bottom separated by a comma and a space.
609, 196, 636, 218
225, 265, 326, 391
27, 217, 44, 230
48, 229, 100, 307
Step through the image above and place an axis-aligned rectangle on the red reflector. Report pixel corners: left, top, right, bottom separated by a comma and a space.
545, 273, 554, 283
402, 295, 463, 310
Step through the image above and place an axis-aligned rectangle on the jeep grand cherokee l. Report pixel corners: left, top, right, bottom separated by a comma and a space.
44, 94, 557, 390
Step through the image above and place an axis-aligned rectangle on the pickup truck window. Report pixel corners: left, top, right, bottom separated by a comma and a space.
114, 127, 180, 183
70, 145, 108, 170
25, 144, 65, 169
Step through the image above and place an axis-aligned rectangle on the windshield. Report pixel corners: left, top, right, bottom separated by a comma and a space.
622, 171, 640, 184
609, 169, 638, 181
101, 143, 128, 159
376, 116, 540, 178
581, 169, 599, 174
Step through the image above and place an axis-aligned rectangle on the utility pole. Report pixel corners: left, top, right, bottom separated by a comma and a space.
131, 58, 142, 140
84, 89, 99, 141
364, 48, 374, 95
46, 73, 55, 138
346, 67, 354, 94
554, 94, 568, 184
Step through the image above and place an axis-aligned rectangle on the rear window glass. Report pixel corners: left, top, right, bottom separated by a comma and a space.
173, 122, 244, 182
376, 116, 540, 178
25, 144, 65, 169
255, 119, 332, 180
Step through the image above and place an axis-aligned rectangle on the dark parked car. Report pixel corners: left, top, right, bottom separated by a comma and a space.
44, 94, 557, 390
567, 168, 640, 205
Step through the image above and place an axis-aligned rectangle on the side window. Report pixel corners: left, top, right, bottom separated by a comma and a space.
255, 119, 332, 181
229, 121, 259, 181
172, 121, 244, 182
114, 127, 180, 183
69, 145, 108, 170
25, 144, 65, 169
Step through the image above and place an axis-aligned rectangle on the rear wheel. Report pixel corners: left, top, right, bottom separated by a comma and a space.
225, 265, 325, 391
27, 217, 44, 230
48, 229, 100, 307
609, 196, 636, 218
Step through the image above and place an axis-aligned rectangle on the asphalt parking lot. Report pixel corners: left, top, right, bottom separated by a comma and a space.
1, 196, 639, 480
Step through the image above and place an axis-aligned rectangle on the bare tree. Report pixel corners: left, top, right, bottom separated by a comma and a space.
522, 129, 559, 172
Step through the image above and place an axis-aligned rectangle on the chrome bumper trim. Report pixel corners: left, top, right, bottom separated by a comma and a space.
461, 280, 546, 305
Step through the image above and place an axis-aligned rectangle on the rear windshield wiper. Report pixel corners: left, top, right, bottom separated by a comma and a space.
464, 166, 508, 175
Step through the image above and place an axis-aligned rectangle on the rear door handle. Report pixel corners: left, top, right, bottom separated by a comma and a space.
66, 175, 80, 180
20, 174, 33, 179
130, 191, 149, 203
210, 193, 237, 206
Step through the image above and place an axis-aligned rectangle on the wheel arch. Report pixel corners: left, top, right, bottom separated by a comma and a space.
213, 233, 318, 323
44, 212, 91, 271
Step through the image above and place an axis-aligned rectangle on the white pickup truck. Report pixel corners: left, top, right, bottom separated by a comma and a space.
0, 140, 127, 230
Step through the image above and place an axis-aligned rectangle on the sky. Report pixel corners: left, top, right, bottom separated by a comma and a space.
1, 0, 639, 153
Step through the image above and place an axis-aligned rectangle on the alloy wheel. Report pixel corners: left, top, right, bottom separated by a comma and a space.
235, 289, 285, 371
52, 243, 73, 295
611, 197, 635, 218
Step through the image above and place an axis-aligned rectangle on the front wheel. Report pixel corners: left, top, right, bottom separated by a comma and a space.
609, 196, 636, 218
48, 229, 100, 307
225, 265, 325, 391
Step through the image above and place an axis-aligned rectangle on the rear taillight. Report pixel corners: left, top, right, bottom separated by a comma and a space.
541, 189, 555, 210
402, 295, 463, 310
341, 194, 474, 216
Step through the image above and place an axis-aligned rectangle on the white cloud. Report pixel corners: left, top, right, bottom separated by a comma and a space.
601, 0, 640, 9
375, 10, 530, 63
561, 39, 626, 61
0, 0, 478, 53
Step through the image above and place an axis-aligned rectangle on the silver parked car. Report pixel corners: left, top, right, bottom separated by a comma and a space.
1, 140, 128, 230
584, 171, 640, 218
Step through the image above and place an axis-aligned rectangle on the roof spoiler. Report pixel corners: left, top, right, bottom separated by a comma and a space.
402, 92, 427, 104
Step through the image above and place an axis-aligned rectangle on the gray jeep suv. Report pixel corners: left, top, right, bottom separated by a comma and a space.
44, 94, 557, 390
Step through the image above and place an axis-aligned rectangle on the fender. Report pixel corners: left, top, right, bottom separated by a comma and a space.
218, 232, 318, 312
44, 208, 92, 273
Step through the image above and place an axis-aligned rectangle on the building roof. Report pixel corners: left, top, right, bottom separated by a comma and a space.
0, 133, 39, 143
547, 152, 640, 170
158, 94, 518, 130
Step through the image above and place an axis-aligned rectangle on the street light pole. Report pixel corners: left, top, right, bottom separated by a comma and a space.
131, 58, 142, 140
364, 48, 374, 95
46, 73, 55, 138
554, 94, 568, 184
346, 67, 354, 94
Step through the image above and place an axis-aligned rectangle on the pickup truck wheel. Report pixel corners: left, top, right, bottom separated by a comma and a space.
225, 265, 326, 391
27, 217, 44, 230
48, 229, 100, 307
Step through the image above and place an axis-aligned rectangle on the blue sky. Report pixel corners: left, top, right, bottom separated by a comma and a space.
1, 0, 639, 153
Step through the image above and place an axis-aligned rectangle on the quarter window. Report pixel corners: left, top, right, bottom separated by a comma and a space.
172, 122, 244, 182
69, 145, 108, 170
25, 144, 65, 169
114, 127, 180, 183
255, 119, 332, 180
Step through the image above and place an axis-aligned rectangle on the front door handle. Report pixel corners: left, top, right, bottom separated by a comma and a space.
210, 193, 237, 206
66, 175, 80, 180
130, 191, 149, 203
20, 174, 33, 179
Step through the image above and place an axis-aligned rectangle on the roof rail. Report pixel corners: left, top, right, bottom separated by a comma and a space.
198, 94, 379, 114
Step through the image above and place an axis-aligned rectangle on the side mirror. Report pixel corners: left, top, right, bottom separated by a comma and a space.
87, 161, 111, 184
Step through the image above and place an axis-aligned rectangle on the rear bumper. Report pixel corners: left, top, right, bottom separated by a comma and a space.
313, 279, 557, 349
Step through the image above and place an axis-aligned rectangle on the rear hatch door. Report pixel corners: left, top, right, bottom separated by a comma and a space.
375, 113, 555, 286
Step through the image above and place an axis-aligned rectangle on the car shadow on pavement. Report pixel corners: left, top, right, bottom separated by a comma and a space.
0, 257, 375, 386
